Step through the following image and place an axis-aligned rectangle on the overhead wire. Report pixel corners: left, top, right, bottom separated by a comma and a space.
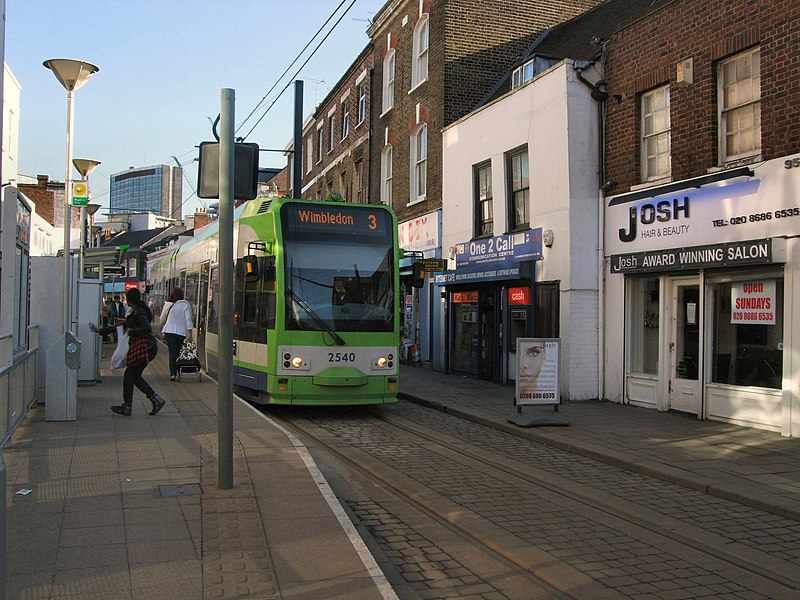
234, 0, 351, 138
147, 0, 360, 216
161, 0, 356, 196
238, 0, 359, 141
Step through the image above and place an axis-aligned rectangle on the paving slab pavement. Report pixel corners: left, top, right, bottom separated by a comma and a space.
3, 343, 394, 600
7, 349, 800, 599
398, 365, 800, 521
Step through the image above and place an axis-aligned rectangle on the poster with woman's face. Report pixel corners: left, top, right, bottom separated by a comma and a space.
516, 338, 559, 405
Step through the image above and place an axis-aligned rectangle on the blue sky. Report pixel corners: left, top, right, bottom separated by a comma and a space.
5, 0, 384, 217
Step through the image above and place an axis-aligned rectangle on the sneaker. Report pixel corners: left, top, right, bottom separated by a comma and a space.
149, 394, 166, 415
111, 404, 132, 416
170, 375, 177, 382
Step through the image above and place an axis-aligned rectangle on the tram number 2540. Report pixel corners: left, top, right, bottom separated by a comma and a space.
328, 352, 357, 363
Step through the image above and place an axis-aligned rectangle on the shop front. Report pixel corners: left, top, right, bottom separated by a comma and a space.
436, 229, 541, 384
398, 210, 443, 366
604, 157, 800, 436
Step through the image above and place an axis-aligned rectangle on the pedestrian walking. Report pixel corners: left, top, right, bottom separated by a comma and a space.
160, 287, 193, 381
90, 287, 166, 416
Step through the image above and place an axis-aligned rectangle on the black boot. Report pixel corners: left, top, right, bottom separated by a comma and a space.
149, 394, 166, 415
111, 404, 132, 416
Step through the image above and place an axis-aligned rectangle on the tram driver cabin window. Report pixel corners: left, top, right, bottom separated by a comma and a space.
711, 277, 782, 389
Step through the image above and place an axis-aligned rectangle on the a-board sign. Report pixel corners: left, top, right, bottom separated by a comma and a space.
515, 338, 559, 406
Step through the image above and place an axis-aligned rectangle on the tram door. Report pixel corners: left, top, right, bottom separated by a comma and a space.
668, 279, 701, 415
197, 262, 209, 369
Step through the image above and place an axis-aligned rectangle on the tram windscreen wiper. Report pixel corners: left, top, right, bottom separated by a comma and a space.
286, 286, 345, 346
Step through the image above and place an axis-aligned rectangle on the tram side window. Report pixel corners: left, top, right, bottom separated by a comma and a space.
259, 257, 276, 330
208, 267, 219, 334
234, 257, 267, 343
711, 277, 783, 389
185, 272, 199, 328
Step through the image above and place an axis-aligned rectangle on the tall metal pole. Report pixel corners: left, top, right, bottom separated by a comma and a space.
78, 204, 86, 279
293, 80, 303, 198
218, 88, 235, 489
63, 90, 75, 332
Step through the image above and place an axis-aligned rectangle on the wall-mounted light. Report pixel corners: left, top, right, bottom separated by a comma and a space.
543, 229, 554, 248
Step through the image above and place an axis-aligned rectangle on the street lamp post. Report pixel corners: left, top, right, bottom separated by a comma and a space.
43, 59, 99, 333
73, 158, 101, 278
43, 59, 99, 422
85, 202, 101, 249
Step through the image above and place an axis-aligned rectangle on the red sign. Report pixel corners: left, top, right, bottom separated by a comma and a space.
508, 287, 531, 305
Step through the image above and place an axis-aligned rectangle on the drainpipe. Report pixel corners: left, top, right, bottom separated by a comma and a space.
367, 68, 374, 203
574, 61, 609, 401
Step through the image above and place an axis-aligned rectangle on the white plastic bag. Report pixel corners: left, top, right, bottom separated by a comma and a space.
111, 326, 128, 369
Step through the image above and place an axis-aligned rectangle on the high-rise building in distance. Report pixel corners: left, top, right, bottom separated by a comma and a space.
109, 164, 182, 218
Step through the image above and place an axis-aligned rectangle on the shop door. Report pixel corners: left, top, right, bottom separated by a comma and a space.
479, 292, 497, 382
668, 279, 701, 415
452, 297, 479, 375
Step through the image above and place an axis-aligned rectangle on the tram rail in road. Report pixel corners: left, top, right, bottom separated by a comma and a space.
264, 401, 800, 599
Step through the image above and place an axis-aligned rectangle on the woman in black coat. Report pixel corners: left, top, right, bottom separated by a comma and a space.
91, 287, 166, 416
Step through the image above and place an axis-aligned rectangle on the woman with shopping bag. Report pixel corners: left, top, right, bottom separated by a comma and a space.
90, 287, 166, 416
159, 287, 193, 381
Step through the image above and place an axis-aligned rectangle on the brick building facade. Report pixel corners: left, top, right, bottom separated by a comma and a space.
18, 175, 80, 229
300, 45, 374, 204
603, 0, 800, 192
367, 0, 603, 225
601, 0, 800, 435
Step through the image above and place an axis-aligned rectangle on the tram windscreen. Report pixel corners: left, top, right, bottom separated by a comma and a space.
281, 204, 395, 333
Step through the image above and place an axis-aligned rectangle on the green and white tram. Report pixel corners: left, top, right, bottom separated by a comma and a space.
149, 195, 400, 405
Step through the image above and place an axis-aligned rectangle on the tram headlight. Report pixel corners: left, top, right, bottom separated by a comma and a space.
372, 353, 393, 370
291, 356, 304, 369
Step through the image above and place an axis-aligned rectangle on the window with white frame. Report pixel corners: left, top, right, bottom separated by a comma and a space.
511, 59, 536, 89
341, 102, 350, 140
507, 147, 529, 230
641, 85, 671, 181
316, 128, 324, 163
381, 145, 393, 205
718, 47, 761, 162
474, 161, 493, 237
328, 114, 336, 152
412, 15, 429, 88
382, 50, 395, 113
410, 123, 427, 203
358, 83, 367, 124
306, 136, 313, 173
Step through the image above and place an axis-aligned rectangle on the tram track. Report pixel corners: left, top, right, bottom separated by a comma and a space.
272, 409, 578, 599
265, 402, 800, 599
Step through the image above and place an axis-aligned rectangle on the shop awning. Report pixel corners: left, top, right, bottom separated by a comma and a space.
434, 262, 532, 286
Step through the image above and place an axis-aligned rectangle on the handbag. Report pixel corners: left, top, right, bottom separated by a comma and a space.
176, 339, 201, 369
127, 334, 149, 367
111, 327, 129, 369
